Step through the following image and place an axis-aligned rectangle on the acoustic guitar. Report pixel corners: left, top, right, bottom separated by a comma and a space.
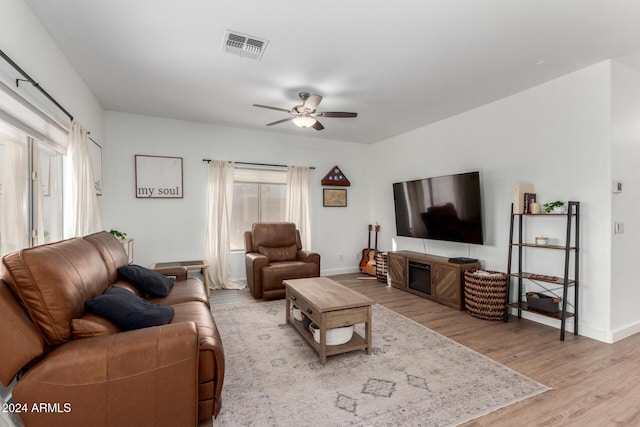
365, 224, 380, 276
359, 224, 373, 273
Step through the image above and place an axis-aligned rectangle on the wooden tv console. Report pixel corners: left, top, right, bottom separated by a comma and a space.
387, 251, 479, 310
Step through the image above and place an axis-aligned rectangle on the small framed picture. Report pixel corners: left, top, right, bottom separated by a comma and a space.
323, 188, 347, 207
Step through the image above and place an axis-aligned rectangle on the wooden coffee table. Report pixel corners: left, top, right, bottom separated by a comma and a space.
284, 277, 374, 365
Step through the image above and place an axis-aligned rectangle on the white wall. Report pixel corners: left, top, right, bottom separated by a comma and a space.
102, 111, 371, 279
370, 62, 614, 342
0, 0, 104, 142
610, 61, 640, 341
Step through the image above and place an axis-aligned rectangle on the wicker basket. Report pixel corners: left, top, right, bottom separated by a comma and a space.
464, 270, 508, 320
375, 252, 388, 283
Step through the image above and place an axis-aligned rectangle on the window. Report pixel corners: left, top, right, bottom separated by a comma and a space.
229, 167, 286, 250
0, 122, 63, 257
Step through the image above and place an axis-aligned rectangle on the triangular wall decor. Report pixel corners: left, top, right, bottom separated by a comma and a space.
321, 165, 350, 186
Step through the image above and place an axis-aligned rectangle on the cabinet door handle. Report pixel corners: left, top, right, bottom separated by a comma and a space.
306, 308, 313, 315
291, 295, 297, 301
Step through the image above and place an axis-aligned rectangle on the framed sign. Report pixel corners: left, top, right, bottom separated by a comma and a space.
135, 155, 183, 198
323, 188, 347, 207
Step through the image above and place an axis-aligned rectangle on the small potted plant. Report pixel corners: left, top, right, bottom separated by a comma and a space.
109, 229, 127, 240
543, 201, 565, 214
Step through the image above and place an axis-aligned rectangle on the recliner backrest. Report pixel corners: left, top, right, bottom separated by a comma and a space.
250, 222, 301, 261
84, 231, 129, 283
2, 237, 110, 345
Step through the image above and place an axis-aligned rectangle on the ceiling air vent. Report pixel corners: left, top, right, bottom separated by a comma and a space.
222, 30, 268, 60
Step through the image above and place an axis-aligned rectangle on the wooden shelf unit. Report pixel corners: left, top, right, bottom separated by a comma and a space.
505, 201, 580, 341
388, 251, 479, 310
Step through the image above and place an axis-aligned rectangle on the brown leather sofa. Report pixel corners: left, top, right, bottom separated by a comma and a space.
0, 231, 224, 427
244, 222, 320, 300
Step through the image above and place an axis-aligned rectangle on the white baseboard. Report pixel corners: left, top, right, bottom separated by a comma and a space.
506, 307, 612, 343
609, 320, 640, 343
322, 267, 361, 276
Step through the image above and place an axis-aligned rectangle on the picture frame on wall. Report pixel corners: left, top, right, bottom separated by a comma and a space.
135, 154, 183, 198
323, 188, 347, 207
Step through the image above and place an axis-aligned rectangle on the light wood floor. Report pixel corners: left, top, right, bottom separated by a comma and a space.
331, 273, 640, 427
209, 273, 640, 426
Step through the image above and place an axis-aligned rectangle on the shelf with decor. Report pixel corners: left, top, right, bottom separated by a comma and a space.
504, 201, 580, 341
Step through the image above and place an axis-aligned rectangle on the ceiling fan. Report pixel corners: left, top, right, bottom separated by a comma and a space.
253, 92, 357, 130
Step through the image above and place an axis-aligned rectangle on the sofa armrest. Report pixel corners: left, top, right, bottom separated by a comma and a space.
153, 266, 189, 281
14, 322, 200, 427
297, 250, 320, 266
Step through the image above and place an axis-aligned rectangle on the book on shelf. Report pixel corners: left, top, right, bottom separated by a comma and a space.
513, 183, 534, 214
523, 192, 537, 214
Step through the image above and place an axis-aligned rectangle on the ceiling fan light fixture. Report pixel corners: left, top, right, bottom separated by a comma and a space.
292, 115, 316, 128
254, 93, 357, 130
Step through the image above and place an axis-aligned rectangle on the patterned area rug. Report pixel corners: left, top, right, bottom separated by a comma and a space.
213, 300, 549, 426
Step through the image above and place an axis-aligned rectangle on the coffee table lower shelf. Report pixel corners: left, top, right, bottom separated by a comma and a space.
289, 318, 368, 359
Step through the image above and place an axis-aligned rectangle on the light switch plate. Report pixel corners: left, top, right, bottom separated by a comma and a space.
613, 181, 623, 194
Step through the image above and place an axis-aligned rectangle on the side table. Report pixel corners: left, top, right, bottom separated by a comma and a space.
150, 260, 210, 297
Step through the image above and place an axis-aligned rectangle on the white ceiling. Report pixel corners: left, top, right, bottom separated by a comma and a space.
23, 0, 640, 144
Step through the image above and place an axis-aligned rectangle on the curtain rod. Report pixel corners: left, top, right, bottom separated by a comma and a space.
202, 159, 315, 170
0, 49, 74, 122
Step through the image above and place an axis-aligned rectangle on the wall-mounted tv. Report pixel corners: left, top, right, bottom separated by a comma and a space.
393, 171, 484, 245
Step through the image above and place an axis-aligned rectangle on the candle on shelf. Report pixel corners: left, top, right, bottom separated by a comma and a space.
530, 203, 541, 214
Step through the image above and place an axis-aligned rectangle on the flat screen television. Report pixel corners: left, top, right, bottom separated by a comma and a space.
393, 171, 484, 245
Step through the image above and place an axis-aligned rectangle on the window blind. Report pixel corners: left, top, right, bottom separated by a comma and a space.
0, 80, 68, 154
233, 166, 287, 184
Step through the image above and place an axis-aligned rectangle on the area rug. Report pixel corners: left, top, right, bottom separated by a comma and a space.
213, 300, 548, 426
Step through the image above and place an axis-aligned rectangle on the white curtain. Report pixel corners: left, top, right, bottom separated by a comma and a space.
205, 160, 244, 290
285, 166, 311, 249
63, 121, 102, 238
0, 139, 28, 256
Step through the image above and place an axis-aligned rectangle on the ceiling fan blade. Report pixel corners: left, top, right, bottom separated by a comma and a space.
253, 104, 291, 113
303, 94, 323, 111
312, 120, 325, 131
317, 112, 358, 118
265, 117, 293, 126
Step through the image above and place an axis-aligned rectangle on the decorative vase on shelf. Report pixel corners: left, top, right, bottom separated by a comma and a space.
530, 203, 541, 214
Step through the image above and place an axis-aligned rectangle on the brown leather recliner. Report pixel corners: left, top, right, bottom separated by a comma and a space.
244, 222, 320, 300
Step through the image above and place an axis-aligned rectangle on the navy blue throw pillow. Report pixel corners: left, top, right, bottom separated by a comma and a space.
85, 287, 174, 331
117, 264, 174, 298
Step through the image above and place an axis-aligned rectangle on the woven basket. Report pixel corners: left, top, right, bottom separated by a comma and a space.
374, 252, 388, 283
464, 270, 508, 320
